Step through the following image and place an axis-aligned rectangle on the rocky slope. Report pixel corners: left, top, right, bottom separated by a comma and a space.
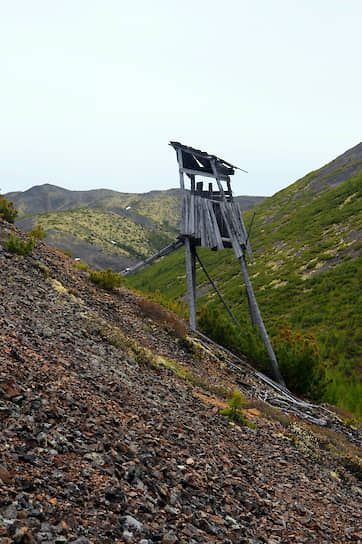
0, 218, 361, 544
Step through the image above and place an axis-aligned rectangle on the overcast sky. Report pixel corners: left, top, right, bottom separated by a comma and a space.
1, 0, 361, 197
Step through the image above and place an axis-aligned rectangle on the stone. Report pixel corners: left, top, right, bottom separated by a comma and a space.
122, 515, 142, 532
162, 532, 177, 543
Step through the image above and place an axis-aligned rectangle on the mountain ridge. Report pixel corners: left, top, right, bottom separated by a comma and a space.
7, 185, 265, 272
6, 184, 265, 218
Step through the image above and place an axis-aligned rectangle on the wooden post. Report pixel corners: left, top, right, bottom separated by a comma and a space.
190, 174, 196, 192
238, 254, 285, 385
177, 149, 185, 189
185, 236, 197, 330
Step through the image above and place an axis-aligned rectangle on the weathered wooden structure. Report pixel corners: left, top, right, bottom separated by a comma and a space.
122, 142, 284, 384
169, 142, 284, 385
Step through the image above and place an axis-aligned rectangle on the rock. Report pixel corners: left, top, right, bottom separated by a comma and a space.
13, 526, 35, 544
0, 463, 12, 483
104, 486, 127, 503
162, 532, 177, 543
122, 515, 142, 532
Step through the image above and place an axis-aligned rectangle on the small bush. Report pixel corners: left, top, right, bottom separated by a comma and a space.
89, 268, 124, 290
137, 289, 188, 319
221, 390, 248, 425
57, 249, 72, 257
31, 224, 46, 240
73, 261, 89, 271
4, 234, 34, 255
198, 306, 269, 371
138, 295, 187, 338
272, 323, 326, 397
0, 195, 18, 223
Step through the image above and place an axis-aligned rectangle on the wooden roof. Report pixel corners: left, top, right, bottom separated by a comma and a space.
169, 141, 240, 178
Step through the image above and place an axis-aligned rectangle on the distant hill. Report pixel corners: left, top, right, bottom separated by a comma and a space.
7, 185, 265, 271
127, 142, 362, 415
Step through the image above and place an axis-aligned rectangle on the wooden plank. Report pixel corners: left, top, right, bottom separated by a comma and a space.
181, 192, 187, 234
196, 196, 202, 239
201, 200, 210, 247
181, 192, 190, 235
198, 199, 205, 244
229, 202, 247, 250
177, 149, 185, 189
181, 167, 230, 181
212, 168, 227, 198
189, 194, 195, 236
121, 239, 184, 276
205, 199, 217, 248
190, 174, 196, 193
200, 199, 207, 247
219, 202, 243, 258
204, 200, 212, 247
207, 200, 224, 250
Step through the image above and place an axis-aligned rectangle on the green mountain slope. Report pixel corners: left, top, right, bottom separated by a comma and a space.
127, 142, 362, 415
16, 207, 174, 271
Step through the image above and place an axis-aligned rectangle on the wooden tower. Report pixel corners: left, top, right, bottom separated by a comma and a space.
170, 142, 284, 385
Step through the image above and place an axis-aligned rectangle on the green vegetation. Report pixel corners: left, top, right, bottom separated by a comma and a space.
0, 195, 18, 223
73, 261, 89, 271
198, 308, 327, 398
221, 390, 249, 426
4, 234, 34, 255
272, 323, 326, 397
127, 165, 362, 416
31, 224, 47, 240
18, 207, 176, 262
89, 268, 124, 290
59, 249, 72, 257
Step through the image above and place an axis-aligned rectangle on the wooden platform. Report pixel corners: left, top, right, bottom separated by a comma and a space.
181, 192, 252, 260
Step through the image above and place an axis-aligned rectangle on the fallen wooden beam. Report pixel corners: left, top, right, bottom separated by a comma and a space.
121, 238, 184, 276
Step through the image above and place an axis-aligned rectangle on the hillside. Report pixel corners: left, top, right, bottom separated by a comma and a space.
127, 142, 362, 415
8, 185, 264, 272
0, 217, 361, 543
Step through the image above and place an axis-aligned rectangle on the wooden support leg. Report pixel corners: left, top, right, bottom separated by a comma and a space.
246, 290, 258, 326
185, 237, 197, 330
238, 254, 285, 386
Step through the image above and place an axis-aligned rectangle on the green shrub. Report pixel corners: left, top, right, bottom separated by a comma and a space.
140, 289, 188, 319
57, 249, 72, 257
198, 306, 269, 370
137, 295, 187, 338
272, 323, 326, 398
31, 224, 47, 240
89, 268, 124, 290
199, 306, 327, 399
0, 195, 18, 223
221, 390, 248, 425
4, 234, 34, 255
73, 261, 89, 271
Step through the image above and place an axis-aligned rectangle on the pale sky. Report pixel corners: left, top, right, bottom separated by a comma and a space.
1, 0, 361, 196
